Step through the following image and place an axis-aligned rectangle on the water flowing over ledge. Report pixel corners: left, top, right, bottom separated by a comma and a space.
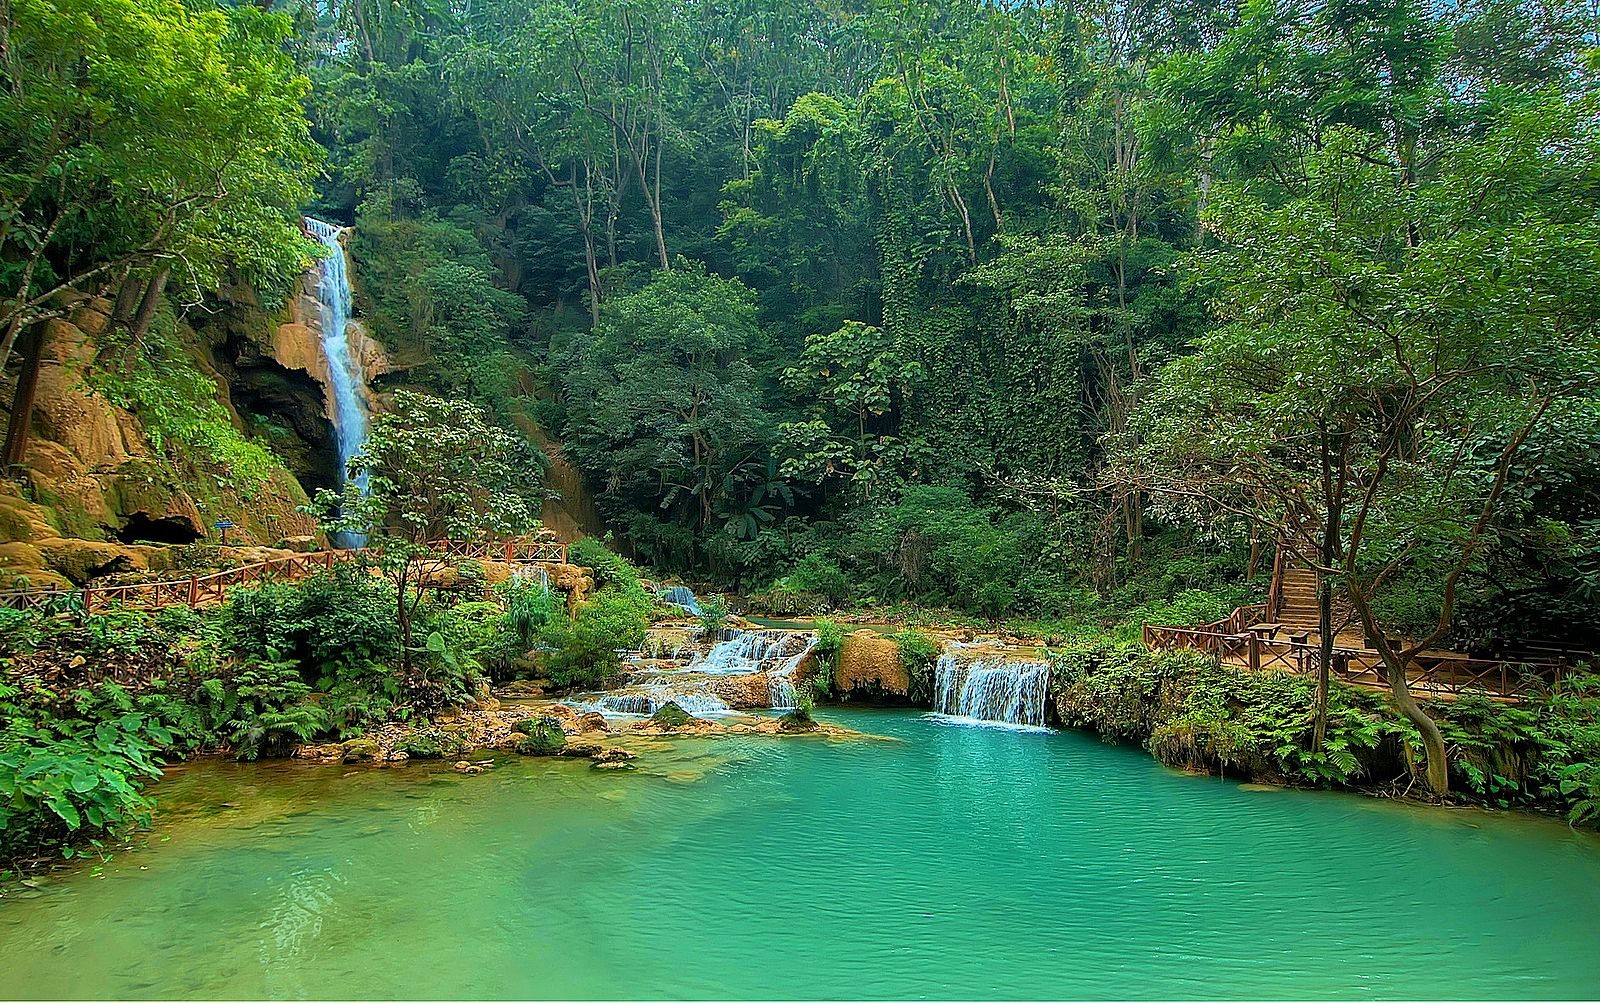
305, 216, 371, 547
933, 648, 1052, 728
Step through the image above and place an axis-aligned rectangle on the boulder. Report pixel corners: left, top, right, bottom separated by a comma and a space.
648, 701, 698, 729
340, 738, 380, 763
835, 632, 910, 698
512, 716, 567, 756
576, 711, 610, 733
777, 708, 821, 733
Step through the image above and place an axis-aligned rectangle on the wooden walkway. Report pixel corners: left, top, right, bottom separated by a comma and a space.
0, 537, 570, 614
1144, 604, 1573, 702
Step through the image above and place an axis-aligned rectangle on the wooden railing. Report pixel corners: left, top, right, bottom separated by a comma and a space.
426, 537, 568, 565
0, 536, 571, 614
1143, 622, 1572, 702
0, 551, 346, 614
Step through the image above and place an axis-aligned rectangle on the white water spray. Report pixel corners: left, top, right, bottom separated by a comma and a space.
932, 650, 1052, 728
305, 217, 371, 546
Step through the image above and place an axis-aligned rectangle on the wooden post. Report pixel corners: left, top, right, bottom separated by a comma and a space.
1248, 633, 1261, 673
504, 539, 514, 564
187, 574, 198, 607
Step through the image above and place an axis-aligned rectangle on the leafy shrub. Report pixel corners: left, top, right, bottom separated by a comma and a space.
202, 655, 329, 761
809, 618, 844, 699
894, 629, 940, 705
0, 702, 168, 863
698, 594, 730, 636
500, 575, 558, 649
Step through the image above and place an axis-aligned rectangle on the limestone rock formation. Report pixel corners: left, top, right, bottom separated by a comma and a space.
834, 631, 910, 698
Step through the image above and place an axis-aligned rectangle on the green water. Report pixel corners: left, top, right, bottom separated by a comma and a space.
3, 709, 1599, 1000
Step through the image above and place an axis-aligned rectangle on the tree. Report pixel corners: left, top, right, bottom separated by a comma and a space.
559, 263, 775, 568
1122, 103, 1600, 796
314, 392, 543, 684
779, 320, 923, 501
1, 0, 318, 464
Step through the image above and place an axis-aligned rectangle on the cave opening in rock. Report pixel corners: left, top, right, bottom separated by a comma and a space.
115, 512, 203, 545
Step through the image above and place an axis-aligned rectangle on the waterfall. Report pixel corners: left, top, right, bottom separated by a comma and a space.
657, 585, 702, 615
932, 650, 1052, 728
687, 628, 816, 710
514, 564, 552, 593
305, 217, 371, 547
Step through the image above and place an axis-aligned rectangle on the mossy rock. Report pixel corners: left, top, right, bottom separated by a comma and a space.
512, 717, 567, 756
777, 707, 820, 733
395, 728, 469, 760
341, 738, 380, 763
649, 701, 698, 729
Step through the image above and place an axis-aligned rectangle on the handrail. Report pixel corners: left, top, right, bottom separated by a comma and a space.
1143, 622, 1570, 702
0, 536, 571, 613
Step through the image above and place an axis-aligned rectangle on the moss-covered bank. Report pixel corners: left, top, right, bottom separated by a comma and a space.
1050, 641, 1600, 825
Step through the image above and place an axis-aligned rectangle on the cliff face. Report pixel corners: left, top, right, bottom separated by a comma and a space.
197, 271, 388, 497
0, 265, 383, 590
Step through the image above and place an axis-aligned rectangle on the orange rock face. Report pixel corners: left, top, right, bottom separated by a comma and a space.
834, 632, 910, 697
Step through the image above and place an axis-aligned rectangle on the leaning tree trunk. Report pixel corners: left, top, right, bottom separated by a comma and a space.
2, 321, 45, 470
1350, 592, 1450, 796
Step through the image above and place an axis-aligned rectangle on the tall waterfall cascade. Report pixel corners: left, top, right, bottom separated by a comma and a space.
305, 217, 372, 545
933, 649, 1052, 728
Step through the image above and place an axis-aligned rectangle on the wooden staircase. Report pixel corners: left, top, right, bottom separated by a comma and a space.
1274, 563, 1321, 635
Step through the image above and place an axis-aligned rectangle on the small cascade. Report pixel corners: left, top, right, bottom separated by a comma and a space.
657, 585, 702, 616
587, 686, 730, 717
305, 216, 371, 547
688, 629, 814, 675
766, 673, 801, 711
932, 650, 1052, 728
514, 564, 552, 593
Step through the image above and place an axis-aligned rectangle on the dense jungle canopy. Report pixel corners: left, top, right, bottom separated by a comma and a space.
3, 0, 1599, 651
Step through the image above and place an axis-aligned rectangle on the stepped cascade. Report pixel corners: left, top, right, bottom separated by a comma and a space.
933, 649, 1052, 727
305, 217, 372, 545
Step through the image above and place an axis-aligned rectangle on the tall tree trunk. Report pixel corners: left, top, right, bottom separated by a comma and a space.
111, 272, 143, 328
2, 321, 45, 471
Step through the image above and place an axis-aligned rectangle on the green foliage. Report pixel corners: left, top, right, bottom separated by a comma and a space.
205, 655, 328, 762
697, 595, 730, 637
894, 629, 941, 706
533, 542, 652, 690
0, 700, 167, 862
1, 0, 319, 354
90, 323, 282, 492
